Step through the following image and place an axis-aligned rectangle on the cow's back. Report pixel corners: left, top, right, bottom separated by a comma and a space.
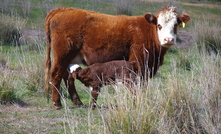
46, 8, 148, 65
46, 7, 161, 76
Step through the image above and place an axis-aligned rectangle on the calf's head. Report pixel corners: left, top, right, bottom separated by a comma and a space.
145, 6, 190, 48
68, 64, 82, 79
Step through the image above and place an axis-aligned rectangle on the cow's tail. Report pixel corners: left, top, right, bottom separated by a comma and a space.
44, 9, 54, 103
44, 7, 68, 103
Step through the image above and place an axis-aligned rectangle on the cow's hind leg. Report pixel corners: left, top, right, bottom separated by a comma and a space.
50, 32, 83, 109
50, 52, 79, 109
50, 65, 65, 110
63, 72, 83, 106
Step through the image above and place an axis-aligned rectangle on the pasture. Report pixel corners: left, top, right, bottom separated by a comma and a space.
0, 0, 221, 133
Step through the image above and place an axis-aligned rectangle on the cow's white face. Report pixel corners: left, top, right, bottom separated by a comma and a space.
157, 8, 178, 48
144, 7, 190, 48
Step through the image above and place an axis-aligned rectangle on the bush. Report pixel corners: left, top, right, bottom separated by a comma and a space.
0, 14, 26, 46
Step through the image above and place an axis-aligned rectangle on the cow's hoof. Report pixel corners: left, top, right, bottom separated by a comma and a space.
90, 104, 96, 110
55, 105, 63, 110
91, 107, 96, 110
73, 99, 84, 107
53, 102, 63, 110
75, 102, 84, 107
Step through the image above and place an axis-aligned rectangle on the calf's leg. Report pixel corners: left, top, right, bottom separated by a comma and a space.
65, 73, 83, 106
91, 87, 100, 110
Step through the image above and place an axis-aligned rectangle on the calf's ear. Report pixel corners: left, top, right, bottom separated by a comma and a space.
144, 13, 157, 25
131, 61, 138, 66
72, 72, 77, 79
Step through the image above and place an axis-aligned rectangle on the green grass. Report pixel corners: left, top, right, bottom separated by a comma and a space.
0, 0, 221, 133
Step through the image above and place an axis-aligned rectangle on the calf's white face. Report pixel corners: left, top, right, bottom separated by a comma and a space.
157, 8, 178, 48
69, 64, 80, 73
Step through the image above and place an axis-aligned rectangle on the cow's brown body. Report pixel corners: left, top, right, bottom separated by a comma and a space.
69, 60, 137, 110
45, 7, 190, 109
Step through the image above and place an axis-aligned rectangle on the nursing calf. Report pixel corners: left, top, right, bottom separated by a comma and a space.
68, 60, 137, 110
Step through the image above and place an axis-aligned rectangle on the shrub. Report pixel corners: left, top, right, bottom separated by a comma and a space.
0, 14, 26, 46
0, 82, 16, 104
0, 73, 17, 104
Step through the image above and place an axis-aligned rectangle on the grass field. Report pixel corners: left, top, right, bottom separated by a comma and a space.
0, 0, 221, 133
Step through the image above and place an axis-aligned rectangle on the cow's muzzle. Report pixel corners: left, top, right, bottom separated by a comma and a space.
164, 37, 174, 44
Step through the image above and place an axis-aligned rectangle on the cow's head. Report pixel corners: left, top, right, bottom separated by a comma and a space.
145, 6, 190, 48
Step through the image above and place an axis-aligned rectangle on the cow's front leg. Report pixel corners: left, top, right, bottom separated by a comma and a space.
91, 87, 100, 110
129, 46, 149, 78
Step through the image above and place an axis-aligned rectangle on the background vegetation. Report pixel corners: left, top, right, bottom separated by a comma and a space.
0, 0, 221, 133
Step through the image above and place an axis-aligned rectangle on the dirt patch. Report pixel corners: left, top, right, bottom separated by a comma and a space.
0, 104, 67, 133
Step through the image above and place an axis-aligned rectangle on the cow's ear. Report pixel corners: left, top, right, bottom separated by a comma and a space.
144, 13, 157, 25
178, 14, 190, 24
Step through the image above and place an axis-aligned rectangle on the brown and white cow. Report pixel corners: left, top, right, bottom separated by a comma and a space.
45, 6, 190, 109
68, 60, 138, 110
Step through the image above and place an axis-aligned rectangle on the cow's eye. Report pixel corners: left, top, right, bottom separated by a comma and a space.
157, 24, 162, 30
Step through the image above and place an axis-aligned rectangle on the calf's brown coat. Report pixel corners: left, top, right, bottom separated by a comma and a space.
69, 60, 137, 110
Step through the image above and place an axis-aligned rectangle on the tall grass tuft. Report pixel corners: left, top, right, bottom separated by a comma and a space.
102, 82, 160, 133
95, 47, 221, 133
0, 14, 26, 45
17, 42, 46, 92
0, 40, 46, 101
0, 68, 18, 104
0, 80, 17, 104
112, 0, 133, 16
0, 0, 31, 17
192, 19, 221, 54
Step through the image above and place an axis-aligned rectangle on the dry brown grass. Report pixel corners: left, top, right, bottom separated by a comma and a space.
99, 48, 221, 133
0, 14, 26, 45
192, 18, 221, 54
